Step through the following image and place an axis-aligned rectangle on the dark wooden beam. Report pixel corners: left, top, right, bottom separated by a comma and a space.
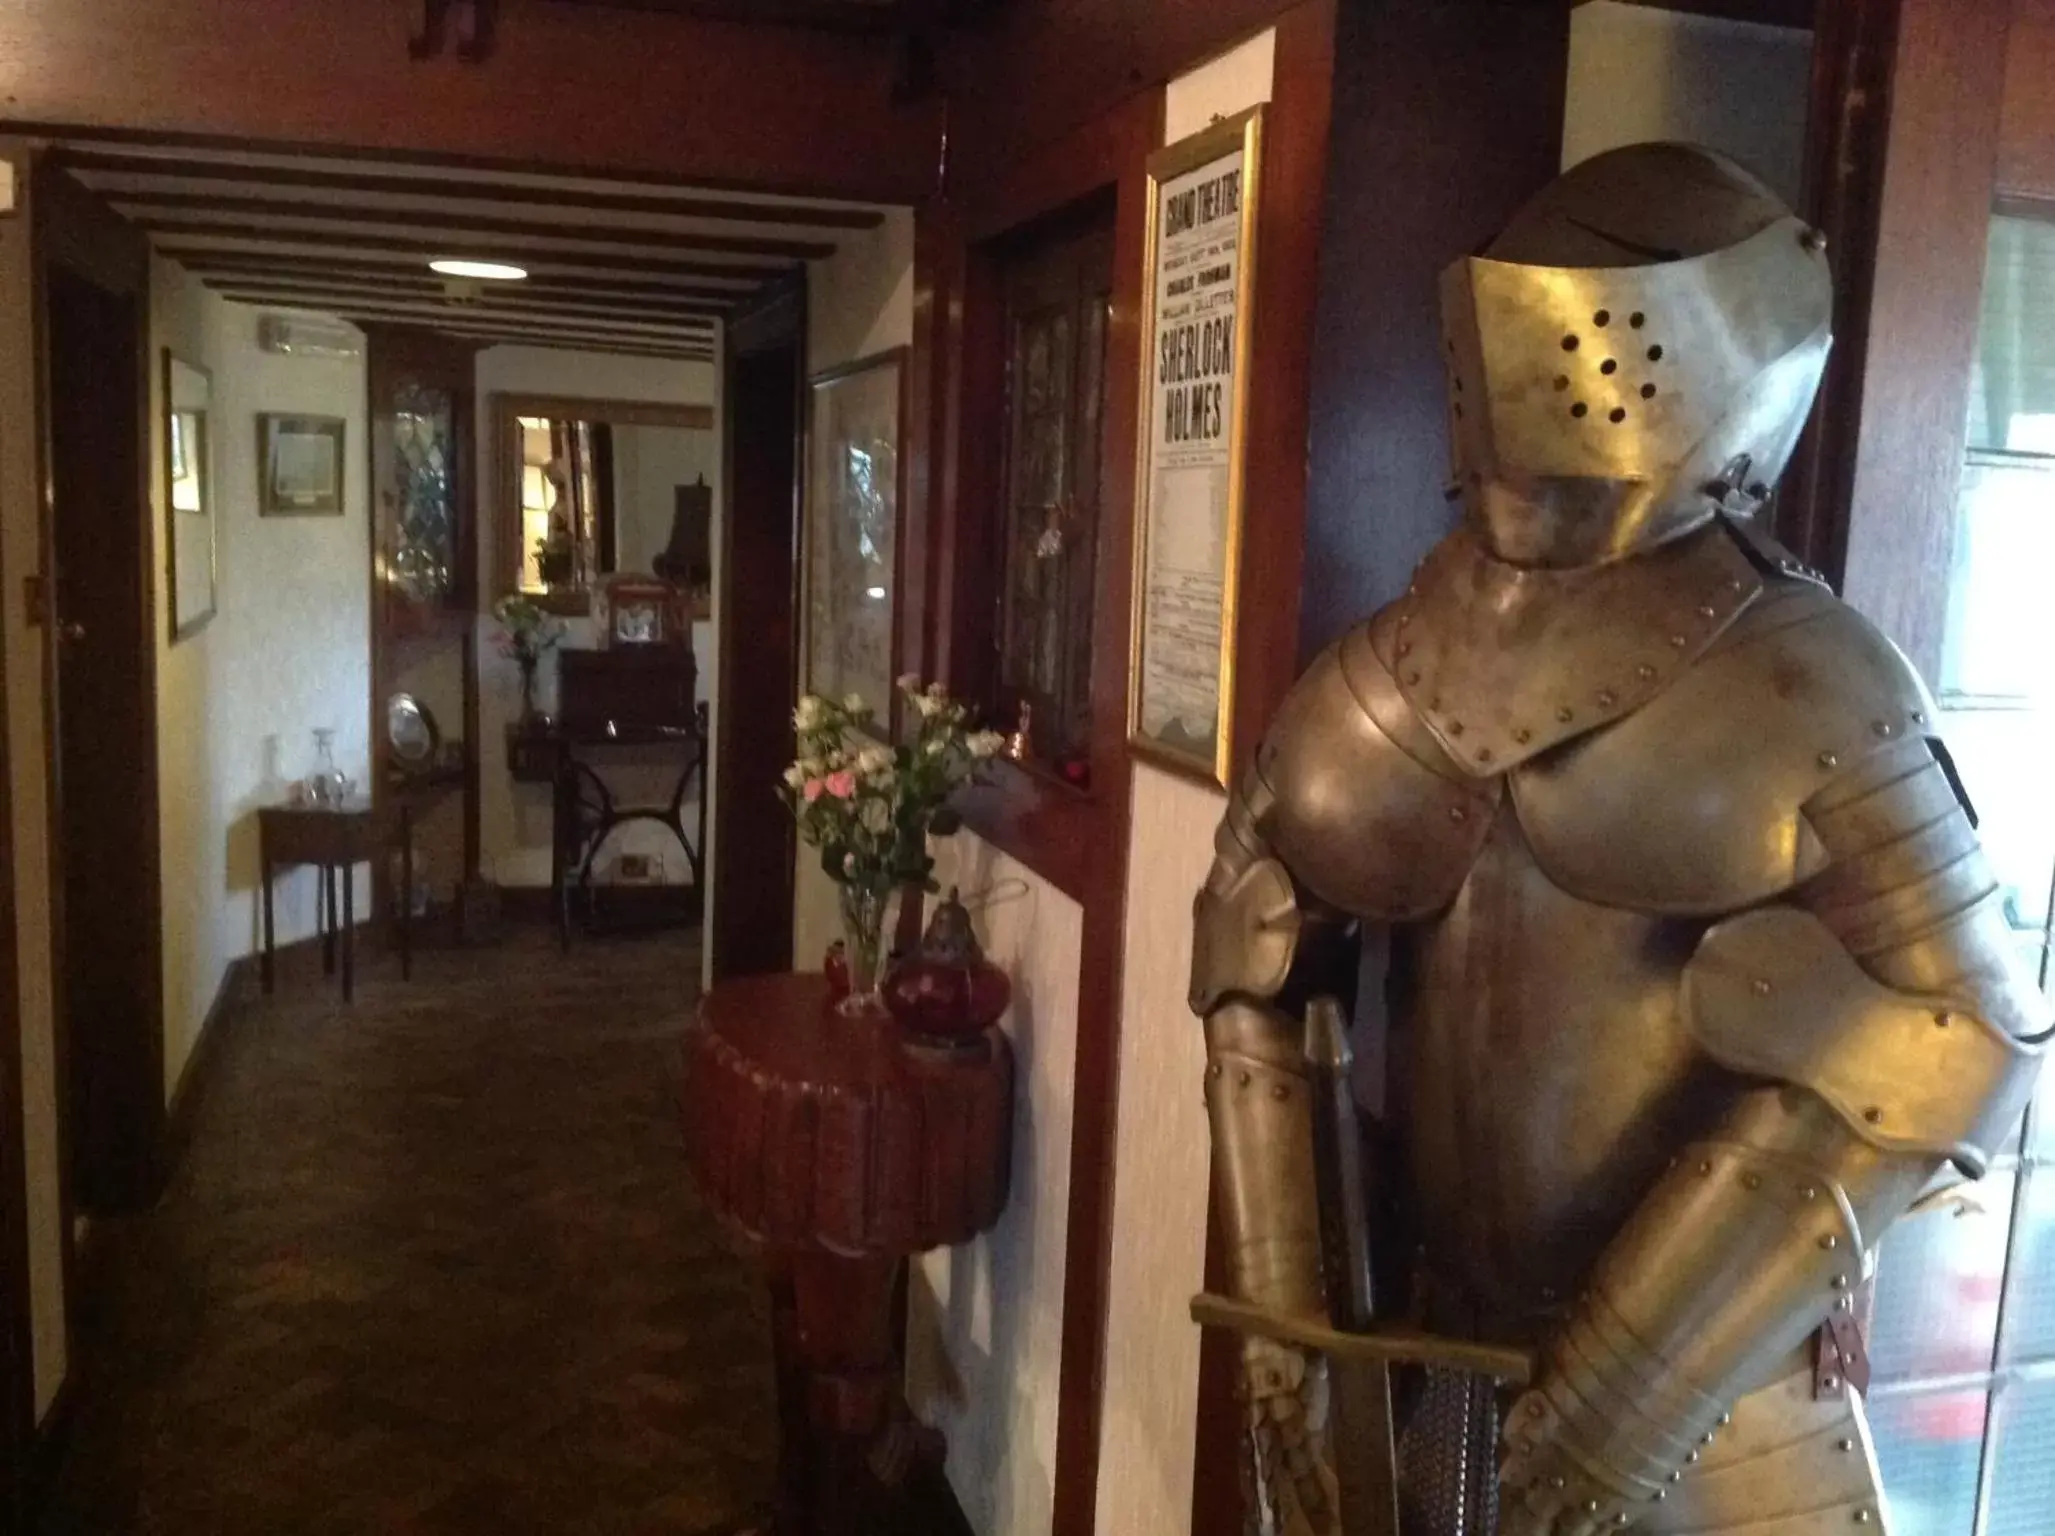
1571, 0, 1815, 28
0, 0, 939, 202
213, 291, 717, 345
323, 311, 717, 359
167, 249, 750, 300
145, 228, 781, 281
107, 189, 837, 259
55, 147, 886, 230
194, 273, 725, 323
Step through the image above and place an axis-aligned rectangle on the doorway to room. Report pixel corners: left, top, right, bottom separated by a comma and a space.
39, 172, 166, 1222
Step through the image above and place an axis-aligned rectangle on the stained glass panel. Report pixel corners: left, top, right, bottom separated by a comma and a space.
388, 381, 455, 603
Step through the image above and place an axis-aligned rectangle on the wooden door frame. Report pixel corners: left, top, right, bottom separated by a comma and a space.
709, 277, 805, 981
31, 163, 164, 1264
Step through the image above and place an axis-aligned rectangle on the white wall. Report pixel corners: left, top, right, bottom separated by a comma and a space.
793, 209, 914, 970
0, 138, 65, 1421
154, 273, 373, 1093
471, 345, 719, 890
905, 835, 1083, 1536
1564, 2, 1812, 202
1091, 34, 1277, 1536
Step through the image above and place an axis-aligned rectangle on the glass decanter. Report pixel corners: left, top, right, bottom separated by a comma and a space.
306, 728, 349, 808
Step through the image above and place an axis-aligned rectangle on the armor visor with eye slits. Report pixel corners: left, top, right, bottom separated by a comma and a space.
1440, 216, 1832, 565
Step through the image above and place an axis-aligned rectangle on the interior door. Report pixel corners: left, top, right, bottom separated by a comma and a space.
710, 280, 803, 980
43, 248, 163, 1215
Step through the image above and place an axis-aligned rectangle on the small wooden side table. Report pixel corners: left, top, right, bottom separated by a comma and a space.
257, 801, 412, 1002
681, 974, 1013, 1535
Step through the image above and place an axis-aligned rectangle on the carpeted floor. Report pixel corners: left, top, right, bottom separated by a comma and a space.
38, 930, 776, 1535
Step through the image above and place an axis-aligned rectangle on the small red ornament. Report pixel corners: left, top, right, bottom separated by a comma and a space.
882, 887, 1010, 1045
824, 939, 850, 1000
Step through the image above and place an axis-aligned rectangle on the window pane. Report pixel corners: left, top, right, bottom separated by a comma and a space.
1965, 215, 2055, 455
1871, 1171, 2014, 1387
2001, 1161, 2055, 1368
1869, 1386, 1988, 1536
1983, 1375, 2055, 1536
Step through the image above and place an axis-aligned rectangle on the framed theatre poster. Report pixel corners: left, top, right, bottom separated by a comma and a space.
163, 349, 217, 643
258, 413, 346, 516
803, 348, 904, 728
1128, 106, 1263, 787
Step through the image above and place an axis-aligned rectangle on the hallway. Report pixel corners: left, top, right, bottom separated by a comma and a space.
38, 934, 775, 1535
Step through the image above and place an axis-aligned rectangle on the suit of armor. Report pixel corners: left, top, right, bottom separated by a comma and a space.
1193, 146, 2050, 1536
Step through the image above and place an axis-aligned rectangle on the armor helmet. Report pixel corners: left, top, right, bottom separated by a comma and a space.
1440, 143, 1832, 568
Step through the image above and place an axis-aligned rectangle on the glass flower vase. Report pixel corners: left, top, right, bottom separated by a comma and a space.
836, 883, 896, 1017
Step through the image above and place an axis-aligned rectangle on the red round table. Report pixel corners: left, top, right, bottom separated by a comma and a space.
681, 973, 1013, 1534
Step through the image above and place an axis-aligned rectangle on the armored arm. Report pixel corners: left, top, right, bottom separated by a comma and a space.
1194, 627, 1497, 1533
1503, 736, 2049, 1536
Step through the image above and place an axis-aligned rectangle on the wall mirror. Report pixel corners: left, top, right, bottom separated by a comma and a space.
491, 393, 716, 615
163, 349, 217, 642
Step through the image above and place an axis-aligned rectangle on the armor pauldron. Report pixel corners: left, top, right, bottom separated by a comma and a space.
1683, 907, 2043, 1174
1190, 856, 1302, 1015
1513, 586, 1935, 916
1255, 627, 1495, 920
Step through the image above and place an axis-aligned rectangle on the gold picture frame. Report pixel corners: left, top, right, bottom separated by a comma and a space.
1126, 105, 1264, 788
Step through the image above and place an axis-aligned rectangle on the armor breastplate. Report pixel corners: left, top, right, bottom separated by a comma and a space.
1397, 801, 1731, 1321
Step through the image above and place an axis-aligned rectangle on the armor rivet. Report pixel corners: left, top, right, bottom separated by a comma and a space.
1818, 751, 1839, 770
1670, 633, 1688, 648
1697, 604, 1716, 620
1719, 1412, 1732, 1426
1687, 1450, 1700, 1464
1742, 1173, 1761, 1190
1207, 1064, 1222, 1078
1237, 1071, 1252, 1088
1655, 1490, 1667, 1502
1601, 358, 1618, 376
1803, 228, 1829, 254
1527, 1398, 1545, 1416
1270, 1084, 1289, 1101
1648, 344, 1665, 362
1572, 402, 1589, 420
1839, 1439, 1855, 1453
1839, 1296, 1855, 1311
1864, 1106, 1884, 1124
1636, 664, 1656, 682
1561, 335, 1579, 353
1398, 611, 1412, 627
1406, 671, 1422, 686
1823, 1375, 1840, 1391
1803, 1186, 1819, 1200
1551, 1475, 1566, 1490
1447, 806, 1466, 825
1476, 748, 1493, 765
1397, 641, 1413, 658
1429, 696, 1442, 711
1820, 1234, 1839, 1249
1630, 311, 1646, 328
1751, 978, 1772, 997
1936, 1010, 1953, 1029
1448, 720, 1465, 738
1833, 1274, 1851, 1289
1557, 706, 1574, 723
1912, 710, 1926, 724
1668, 1470, 1683, 1483
1702, 1430, 1716, 1444
1596, 689, 1616, 708
1609, 407, 1628, 424
1854, 1510, 1872, 1525
1697, 1160, 1713, 1176
1872, 720, 1895, 738
1616, 1516, 1631, 1528
1586, 1500, 1601, 1514
1729, 577, 1745, 591
1513, 727, 1532, 744
1541, 1285, 1558, 1301
1593, 309, 1611, 327
1642, 383, 1658, 400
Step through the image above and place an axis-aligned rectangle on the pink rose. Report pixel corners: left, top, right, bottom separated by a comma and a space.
825, 770, 857, 799
802, 778, 825, 803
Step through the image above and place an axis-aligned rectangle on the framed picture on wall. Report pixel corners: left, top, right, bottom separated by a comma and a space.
163, 349, 217, 643
1127, 106, 1264, 788
258, 413, 346, 516
803, 348, 905, 729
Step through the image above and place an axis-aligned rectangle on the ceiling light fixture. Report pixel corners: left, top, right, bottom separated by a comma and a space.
428, 258, 528, 281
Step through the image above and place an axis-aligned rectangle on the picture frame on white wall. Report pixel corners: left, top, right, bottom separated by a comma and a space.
258, 413, 346, 517
163, 349, 217, 643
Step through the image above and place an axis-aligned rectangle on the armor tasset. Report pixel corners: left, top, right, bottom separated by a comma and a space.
1192, 145, 2050, 1536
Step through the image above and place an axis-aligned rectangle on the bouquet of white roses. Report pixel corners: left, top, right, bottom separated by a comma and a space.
780, 675, 1005, 895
